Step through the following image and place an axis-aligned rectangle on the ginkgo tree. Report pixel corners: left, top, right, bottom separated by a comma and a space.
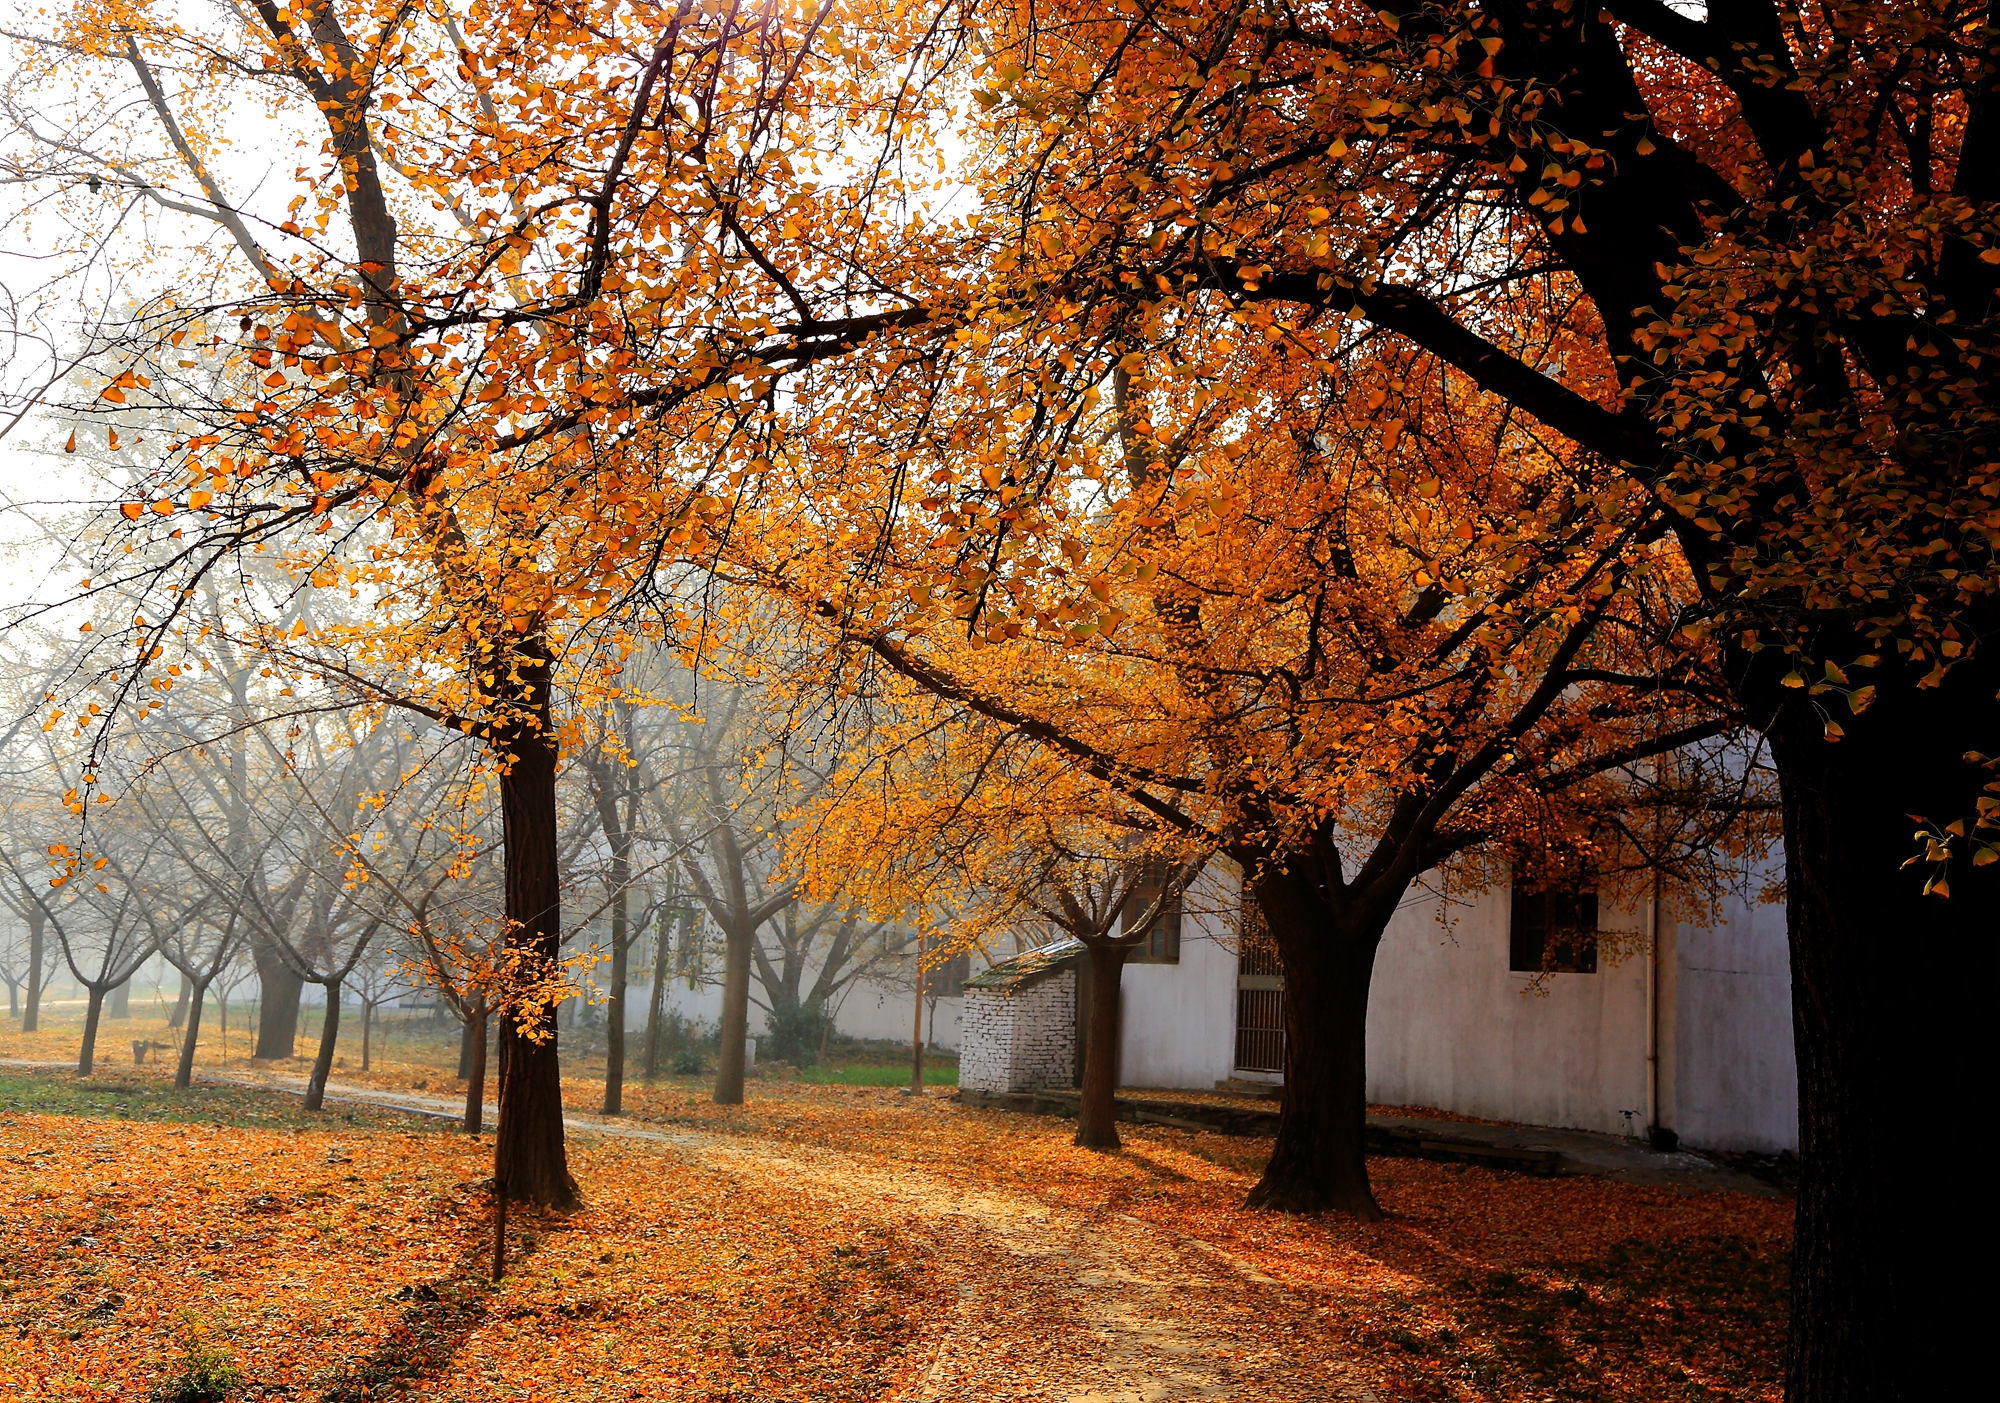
748, 310, 1769, 1215
1, 0, 969, 1205
931, 3, 1996, 1393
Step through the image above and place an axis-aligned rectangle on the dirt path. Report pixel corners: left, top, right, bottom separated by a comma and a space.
205, 1069, 1376, 1402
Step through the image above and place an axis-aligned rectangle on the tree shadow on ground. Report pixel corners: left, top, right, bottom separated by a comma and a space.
315, 1206, 553, 1403
1331, 1218, 1789, 1400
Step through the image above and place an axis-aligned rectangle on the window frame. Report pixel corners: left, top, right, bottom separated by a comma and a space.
1508, 886, 1600, 974
1123, 859, 1183, 964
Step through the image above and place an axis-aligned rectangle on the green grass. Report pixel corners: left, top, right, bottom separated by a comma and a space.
794, 1063, 959, 1087
0, 1069, 452, 1133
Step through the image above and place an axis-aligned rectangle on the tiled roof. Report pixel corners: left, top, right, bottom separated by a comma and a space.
962, 937, 1085, 993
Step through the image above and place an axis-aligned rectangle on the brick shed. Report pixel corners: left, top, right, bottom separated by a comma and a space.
958, 938, 1083, 1094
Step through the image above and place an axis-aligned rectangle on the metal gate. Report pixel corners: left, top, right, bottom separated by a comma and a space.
1234, 904, 1286, 1075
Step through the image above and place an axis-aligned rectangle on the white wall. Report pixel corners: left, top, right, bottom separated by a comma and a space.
1116, 872, 1241, 1092
1365, 886, 1653, 1137
1668, 871, 1798, 1152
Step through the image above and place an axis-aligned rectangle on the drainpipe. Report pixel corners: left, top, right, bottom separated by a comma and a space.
1646, 862, 1660, 1142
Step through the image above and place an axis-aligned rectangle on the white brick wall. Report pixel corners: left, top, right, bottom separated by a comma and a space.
961, 969, 1076, 1092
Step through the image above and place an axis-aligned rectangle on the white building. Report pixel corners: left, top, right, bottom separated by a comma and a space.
957, 861, 1799, 1154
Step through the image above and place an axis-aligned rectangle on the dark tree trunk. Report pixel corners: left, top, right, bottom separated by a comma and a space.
303, 982, 340, 1112
464, 1002, 488, 1135
602, 932, 629, 1114
1075, 943, 1132, 1149
77, 986, 106, 1076
589, 756, 636, 1115
168, 970, 191, 1031
458, 1011, 475, 1078
174, 976, 212, 1089
361, 1001, 373, 1072
713, 922, 753, 1105
22, 912, 45, 1033
492, 636, 578, 1207
108, 976, 130, 1020
254, 944, 305, 1058
1244, 867, 1386, 1220
1758, 655, 1996, 1403
644, 909, 671, 1080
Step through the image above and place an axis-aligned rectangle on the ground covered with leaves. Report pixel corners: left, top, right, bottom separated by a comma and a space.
0, 1075, 945, 1401
3, 1010, 1791, 1400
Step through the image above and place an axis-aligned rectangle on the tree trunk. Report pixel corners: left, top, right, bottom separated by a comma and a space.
361, 1000, 373, 1072
492, 636, 578, 1208
458, 1012, 475, 1078
168, 970, 192, 1031
108, 975, 130, 1020
174, 976, 211, 1089
712, 922, 753, 1105
303, 982, 340, 1112
644, 909, 671, 1080
602, 898, 630, 1116
22, 912, 45, 1033
254, 945, 305, 1058
1075, 943, 1132, 1149
1759, 656, 1996, 1403
465, 1002, 488, 1135
4, 974, 14, 1018
1244, 868, 1386, 1220
77, 985, 106, 1076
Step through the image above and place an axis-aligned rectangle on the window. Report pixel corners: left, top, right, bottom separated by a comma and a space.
1122, 859, 1182, 963
1509, 886, 1599, 974
926, 952, 970, 999
1235, 897, 1286, 1073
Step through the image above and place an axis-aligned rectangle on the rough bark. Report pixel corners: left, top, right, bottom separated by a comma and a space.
168, 971, 192, 1031
1243, 867, 1386, 1220
491, 636, 578, 1207
1075, 943, 1132, 1149
77, 986, 106, 1076
601, 926, 629, 1114
712, 922, 754, 1105
644, 908, 671, 1080
1757, 653, 1996, 1403
302, 983, 341, 1112
173, 976, 212, 1089
253, 943, 305, 1058
21, 912, 43, 1033
464, 1002, 488, 1135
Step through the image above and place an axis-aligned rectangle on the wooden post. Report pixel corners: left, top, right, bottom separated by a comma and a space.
909, 930, 925, 1094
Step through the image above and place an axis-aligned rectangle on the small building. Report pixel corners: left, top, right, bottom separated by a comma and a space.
952, 860, 1799, 1154
958, 939, 1082, 1093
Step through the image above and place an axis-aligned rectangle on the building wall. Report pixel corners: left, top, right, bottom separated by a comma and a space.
1116, 892, 1241, 1092
958, 989, 1016, 1092
1668, 871, 1798, 1153
960, 973, 1077, 1092
1365, 886, 1654, 1138
1362, 876, 1798, 1152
